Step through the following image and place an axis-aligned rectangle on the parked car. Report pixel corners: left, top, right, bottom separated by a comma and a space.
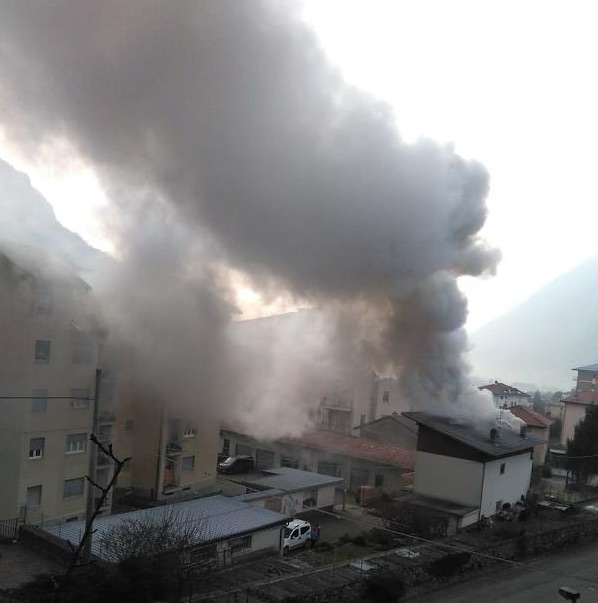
217, 455, 254, 474
283, 519, 312, 554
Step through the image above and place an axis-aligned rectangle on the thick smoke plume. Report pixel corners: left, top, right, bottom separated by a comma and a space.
0, 1, 501, 433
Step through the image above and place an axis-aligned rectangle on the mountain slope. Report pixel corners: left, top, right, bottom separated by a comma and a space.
0, 159, 108, 276
469, 255, 598, 389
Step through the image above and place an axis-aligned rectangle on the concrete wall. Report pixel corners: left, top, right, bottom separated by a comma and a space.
414, 452, 483, 507
528, 425, 548, 465
231, 527, 281, 558
479, 453, 532, 517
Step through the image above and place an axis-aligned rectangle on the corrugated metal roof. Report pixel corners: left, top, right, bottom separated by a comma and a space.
45, 495, 288, 562
403, 411, 543, 458
233, 489, 285, 502
573, 363, 598, 372
244, 467, 343, 493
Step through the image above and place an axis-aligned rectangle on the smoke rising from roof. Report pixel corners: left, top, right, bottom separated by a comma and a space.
0, 1, 500, 431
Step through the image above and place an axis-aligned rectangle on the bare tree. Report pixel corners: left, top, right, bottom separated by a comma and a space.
99, 506, 210, 563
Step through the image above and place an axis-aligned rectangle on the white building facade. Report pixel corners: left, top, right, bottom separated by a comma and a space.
405, 412, 539, 526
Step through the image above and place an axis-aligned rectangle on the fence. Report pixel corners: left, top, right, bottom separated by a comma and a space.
0, 517, 19, 541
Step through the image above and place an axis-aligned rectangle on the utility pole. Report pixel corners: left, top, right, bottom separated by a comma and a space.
82, 368, 102, 562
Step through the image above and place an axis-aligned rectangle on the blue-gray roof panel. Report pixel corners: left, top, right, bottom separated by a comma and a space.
45, 495, 288, 561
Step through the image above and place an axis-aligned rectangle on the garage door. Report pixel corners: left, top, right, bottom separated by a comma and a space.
256, 448, 275, 470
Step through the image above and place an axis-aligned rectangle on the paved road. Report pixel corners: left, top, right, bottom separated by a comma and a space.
411, 541, 598, 602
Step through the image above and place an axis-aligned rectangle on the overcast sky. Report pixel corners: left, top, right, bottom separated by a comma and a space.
2, 0, 597, 331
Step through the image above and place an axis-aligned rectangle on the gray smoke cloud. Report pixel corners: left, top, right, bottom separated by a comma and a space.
0, 1, 501, 432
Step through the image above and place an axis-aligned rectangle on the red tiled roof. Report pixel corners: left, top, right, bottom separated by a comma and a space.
509, 406, 551, 428
479, 382, 530, 397
562, 390, 598, 405
282, 430, 415, 471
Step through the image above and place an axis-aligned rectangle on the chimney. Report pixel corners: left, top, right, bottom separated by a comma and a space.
490, 427, 499, 444
359, 414, 366, 438
520, 425, 527, 438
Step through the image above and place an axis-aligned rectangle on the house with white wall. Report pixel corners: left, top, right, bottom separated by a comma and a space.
479, 381, 532, 409
403, 412, 541, 529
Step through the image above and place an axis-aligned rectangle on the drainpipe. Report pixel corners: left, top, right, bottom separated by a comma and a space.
478, 461, 486, 522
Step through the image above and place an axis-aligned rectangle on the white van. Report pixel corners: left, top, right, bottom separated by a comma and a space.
283, 519, 312, 553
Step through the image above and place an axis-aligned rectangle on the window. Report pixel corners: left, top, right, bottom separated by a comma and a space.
235, 444, 252, 456
500, 463, 506, 475
183, 426, 197, 438
70, 388, 90, 410
229, 535, 252, 553
375, 473, 384, 487
29, 437, 45, 459
34, 340, 51, 363
182, 456, 195, 472
495, 500, 503, 513
124, 420, 134, 435
26, 485, 42, 507
31, 389, 47, 413
317, 461, 339, 477
222, 438, 230, 456
72, 341, 92, 364
64, 477, 85, 498
36, 281, 53, 316
281, 457, 299, 469
382, 390, 390, 403
66, 433, 87, 454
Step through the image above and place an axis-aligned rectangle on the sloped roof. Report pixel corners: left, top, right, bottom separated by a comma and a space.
352, 413, 418, 435
562, 390, 598, 405
281, 430, 415, 471
243, 467, 343, 494
45, 495, 288, 562
509, 406, 552, 428
403, 411, 542, 458
573, 363, 598, 372
479, 382, 531, 397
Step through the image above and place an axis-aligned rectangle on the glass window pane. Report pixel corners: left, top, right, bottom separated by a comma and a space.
34, 340, 51, 363
63, 477, 84, 498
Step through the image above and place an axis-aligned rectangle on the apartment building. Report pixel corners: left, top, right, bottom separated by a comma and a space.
561, 362, 598, 445
113, 388, 220, 503
0, 243, 110, 525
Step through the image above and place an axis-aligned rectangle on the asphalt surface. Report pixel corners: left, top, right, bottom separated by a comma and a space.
411, 540, 598, 602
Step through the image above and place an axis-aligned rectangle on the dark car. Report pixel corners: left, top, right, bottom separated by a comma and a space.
217, 455, 254, 474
